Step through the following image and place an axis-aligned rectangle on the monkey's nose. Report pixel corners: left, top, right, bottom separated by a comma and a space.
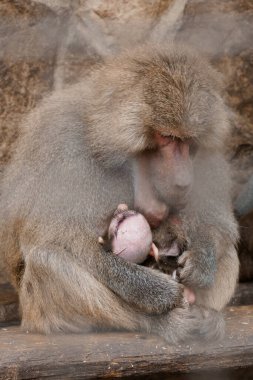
174, 169, 192, 191
144, 207, 168, 228
175, 176, 191, 190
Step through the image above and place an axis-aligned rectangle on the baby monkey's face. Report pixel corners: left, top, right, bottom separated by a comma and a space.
107, 204, 153, 264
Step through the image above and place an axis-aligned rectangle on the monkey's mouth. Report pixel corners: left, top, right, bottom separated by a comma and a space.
169, 202, 187, 214
167, 194, 190, 212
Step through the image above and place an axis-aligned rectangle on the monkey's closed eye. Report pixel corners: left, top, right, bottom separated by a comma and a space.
155, 133, 181, 147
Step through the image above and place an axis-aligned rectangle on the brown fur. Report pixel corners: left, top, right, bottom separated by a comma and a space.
0, 44, 238, 342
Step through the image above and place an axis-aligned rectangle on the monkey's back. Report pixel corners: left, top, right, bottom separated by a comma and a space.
0, 84, 133, 287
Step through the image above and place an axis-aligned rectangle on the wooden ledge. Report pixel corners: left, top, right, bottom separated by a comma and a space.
0, 305, 253, 379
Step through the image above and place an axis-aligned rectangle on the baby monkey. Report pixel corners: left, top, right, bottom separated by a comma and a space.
99, 204, 195, 304
99, 203, 154, 263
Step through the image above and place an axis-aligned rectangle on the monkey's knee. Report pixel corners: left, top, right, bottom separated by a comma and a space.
18, 247, 84, 333
196, 245, 239, 311
19, 246, 144, 333
19, 269, 61, 333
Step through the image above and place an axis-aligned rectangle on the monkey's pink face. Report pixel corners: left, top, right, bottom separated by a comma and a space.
134, 132, 194, 228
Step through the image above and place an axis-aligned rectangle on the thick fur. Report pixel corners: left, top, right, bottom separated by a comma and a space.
0, 44, 238, 342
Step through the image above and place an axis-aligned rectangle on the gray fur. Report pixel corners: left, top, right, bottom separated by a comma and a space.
0, 44, 239, 342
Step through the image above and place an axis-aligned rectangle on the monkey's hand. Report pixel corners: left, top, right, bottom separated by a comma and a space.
177, 248, 216, 289
152, 219, 217, 290
151, 216, 187, 269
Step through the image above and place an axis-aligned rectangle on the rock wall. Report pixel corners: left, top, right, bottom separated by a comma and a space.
0, 0, 253, 282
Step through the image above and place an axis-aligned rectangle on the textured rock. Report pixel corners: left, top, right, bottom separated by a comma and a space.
44, 0, 182, 87
0, 0, 62, 284
0, 0, 62, 171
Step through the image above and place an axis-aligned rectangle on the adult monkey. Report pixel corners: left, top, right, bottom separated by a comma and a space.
0, 45, 239, 342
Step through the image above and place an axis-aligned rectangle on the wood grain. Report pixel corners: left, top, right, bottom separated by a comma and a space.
0, 305, 253, 379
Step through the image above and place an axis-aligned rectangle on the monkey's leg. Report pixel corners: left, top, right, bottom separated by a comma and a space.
194, 243, 239, 311
19, 244, 184, 330
20, 244, 224, 342
20, 245, 144, 333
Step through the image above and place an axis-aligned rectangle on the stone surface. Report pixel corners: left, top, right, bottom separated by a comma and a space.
0, 0, 62, 173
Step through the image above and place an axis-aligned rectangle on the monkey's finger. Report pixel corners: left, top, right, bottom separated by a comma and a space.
162, 242, 180, 257
172, 270, 178, 281
149, 242, 159, 261
177, 250, 192, 267
176, 263, 192, 280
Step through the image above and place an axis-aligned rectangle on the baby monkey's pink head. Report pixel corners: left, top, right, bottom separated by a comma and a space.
108, 204, 152, 264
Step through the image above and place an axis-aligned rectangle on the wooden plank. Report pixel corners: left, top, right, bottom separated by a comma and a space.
0, 305, 253, 379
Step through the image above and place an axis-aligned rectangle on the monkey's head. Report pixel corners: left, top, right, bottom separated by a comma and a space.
86, 44, 228, 158
86, 44, 229, 226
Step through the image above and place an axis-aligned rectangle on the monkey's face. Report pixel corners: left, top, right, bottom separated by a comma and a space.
150, 133, 194, 211
87, 47, 228, 228
133, 132, 194, 228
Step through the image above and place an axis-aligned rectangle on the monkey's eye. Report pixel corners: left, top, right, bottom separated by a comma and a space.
155, 133, 170, 147
155, 132, 179, 147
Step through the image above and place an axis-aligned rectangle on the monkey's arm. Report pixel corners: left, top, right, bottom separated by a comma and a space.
179, 152, 239, 309
19, 243, 224, 341
84, 240, 184, 314
154, 152, 239, 310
